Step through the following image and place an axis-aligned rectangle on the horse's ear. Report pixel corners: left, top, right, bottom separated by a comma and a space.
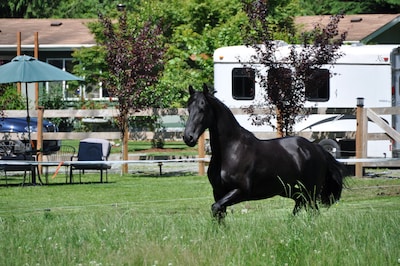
189, 85, 195, 95
202, 83, 209, 94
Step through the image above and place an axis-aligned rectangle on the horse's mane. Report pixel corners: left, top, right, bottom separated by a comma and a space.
205, 92, 236, 120
205, 91, 254, 137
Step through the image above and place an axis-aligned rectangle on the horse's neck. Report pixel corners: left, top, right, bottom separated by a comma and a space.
208, 97, 243, 152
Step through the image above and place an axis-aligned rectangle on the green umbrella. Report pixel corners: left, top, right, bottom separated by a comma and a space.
0, 55, 83, 83
0, 55, 84, 151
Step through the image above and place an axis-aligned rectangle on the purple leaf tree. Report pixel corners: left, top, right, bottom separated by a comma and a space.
99, 11, 165, 172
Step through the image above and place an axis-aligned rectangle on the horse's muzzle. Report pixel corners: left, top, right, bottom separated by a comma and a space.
183, 134, 196, 147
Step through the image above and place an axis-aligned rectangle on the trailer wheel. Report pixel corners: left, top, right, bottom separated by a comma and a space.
319, 139, 341, 158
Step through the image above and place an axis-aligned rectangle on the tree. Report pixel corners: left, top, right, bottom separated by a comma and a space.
99, 11, 165, 172
0, 84, 25, 117
157, 0, 248, 107
242, 0, 347, 136
0, 0, 114, 18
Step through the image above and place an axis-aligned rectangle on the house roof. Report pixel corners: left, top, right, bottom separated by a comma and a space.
0, 19, 96, 47
295, 14, 400, 44
0, 14, 398, 49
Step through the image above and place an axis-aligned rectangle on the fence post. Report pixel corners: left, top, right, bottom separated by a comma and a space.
198, 133, 205, 175
355, 98, 367, 177
17, 32, 21, 94
34, 32, 39, 109
37, 106, 44, 174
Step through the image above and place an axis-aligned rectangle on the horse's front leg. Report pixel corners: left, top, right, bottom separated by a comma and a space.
212, 188, 242, 220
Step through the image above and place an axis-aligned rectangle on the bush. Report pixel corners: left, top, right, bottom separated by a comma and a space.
151, 137, 165, 149
0, 84, 25, 110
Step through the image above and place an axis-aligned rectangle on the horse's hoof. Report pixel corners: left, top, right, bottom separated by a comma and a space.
211, 203, 219, 216
211, 203, 226, 222
211, 211, 226, 223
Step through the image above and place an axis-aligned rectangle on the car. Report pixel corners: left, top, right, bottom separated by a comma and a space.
0, 117, 60, 156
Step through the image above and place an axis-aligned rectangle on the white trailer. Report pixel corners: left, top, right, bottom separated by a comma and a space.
213, 43, 400, 158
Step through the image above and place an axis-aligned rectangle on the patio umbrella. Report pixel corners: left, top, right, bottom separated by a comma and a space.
0, 55, 84, 151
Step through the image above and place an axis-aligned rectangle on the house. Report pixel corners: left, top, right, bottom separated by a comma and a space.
0, 19, 95, 60
0, 19, 97, 100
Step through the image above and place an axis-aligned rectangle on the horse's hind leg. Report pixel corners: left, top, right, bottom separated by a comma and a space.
291, 186, 306, 215
292, 198, 319, 215
292, 187, 319, 215
292, 198, 306, 215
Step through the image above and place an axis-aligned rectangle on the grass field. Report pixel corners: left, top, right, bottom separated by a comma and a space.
0, 173, 399, 265
61, 140, 198, 156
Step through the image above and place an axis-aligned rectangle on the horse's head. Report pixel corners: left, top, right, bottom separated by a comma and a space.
183, 84, 214, 147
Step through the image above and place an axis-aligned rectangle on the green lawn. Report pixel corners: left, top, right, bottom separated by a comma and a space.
62, 139, 198, 156
0, 174, 399, 265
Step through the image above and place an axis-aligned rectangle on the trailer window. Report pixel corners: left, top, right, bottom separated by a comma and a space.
305, 69, 330, 102
232, 68, 255, 100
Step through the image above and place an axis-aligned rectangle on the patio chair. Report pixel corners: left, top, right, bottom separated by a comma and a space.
69, 138, 111, 183
44, 145, 76, 184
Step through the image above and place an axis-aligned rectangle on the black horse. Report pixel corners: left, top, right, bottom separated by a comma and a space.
183, 84, 346, 220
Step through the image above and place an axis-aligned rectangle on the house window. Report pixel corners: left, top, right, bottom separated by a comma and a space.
46, 58, 80, 99
305, 68, 330, 102
46, 58, 109, 100
232, 68, 255, 100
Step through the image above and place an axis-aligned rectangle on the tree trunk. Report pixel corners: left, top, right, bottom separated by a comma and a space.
276, 107, 284, 138
122, 114, 129, 174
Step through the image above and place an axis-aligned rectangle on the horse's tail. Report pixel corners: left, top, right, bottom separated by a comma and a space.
320, 150, 346, 206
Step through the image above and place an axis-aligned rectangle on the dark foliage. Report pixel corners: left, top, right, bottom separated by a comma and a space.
99, 11, 166, 137
242, 0, 347, 136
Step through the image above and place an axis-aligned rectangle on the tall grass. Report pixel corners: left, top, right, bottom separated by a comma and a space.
1, 175, 399, 265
